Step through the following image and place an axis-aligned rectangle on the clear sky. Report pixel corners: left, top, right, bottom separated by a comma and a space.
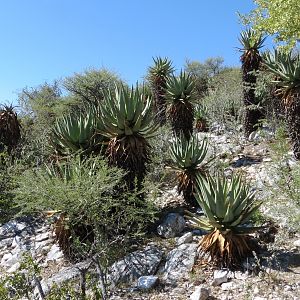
0, 0, 264, 104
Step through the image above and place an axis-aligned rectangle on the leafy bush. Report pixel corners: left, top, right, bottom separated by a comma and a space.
0, 252, 42, 299
202, 68, 243, 130
265, 126, 300, 230
147, 125, 174, 185
0, 152, 17, 224
14, 156, 157, 261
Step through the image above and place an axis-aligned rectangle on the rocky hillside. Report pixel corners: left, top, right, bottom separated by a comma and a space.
0, 125, 300, 300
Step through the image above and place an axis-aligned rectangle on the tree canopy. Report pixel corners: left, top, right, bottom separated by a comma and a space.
240, 0, 300, 48
184, 57, 224, 98
63, 68, 124, 108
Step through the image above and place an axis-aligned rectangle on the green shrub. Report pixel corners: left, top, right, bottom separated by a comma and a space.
147, 125, 174, 185
202, 68, 243, 129
0, 252, 41, 299
265, 125, 300, 230
14, 156, 157, 261
0, 152, 18, 224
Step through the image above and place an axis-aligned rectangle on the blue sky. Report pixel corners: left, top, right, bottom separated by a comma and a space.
0, 0, 264, 104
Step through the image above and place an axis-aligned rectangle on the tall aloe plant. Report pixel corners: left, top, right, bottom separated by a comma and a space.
239, 29, 265, 137
263, 49, 300, 158
166, 71, 195, 140
148, 57, 174, 125
98, 84, 158, 190
0, 105, 21, 154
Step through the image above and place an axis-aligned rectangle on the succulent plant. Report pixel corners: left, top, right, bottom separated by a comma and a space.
239, 29, 266, 137
263, 49, 300, 158
166, 71, 195, 140
97, 84, 158, 190
148, 57, 174, 125
50, 105, 103, 157
195, 104, 209, 132
0, 105, 21, 154
169, 135, 209, 206
185, 174, 262, 267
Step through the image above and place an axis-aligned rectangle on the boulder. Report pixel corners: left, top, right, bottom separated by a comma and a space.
137, 275, 159, 290
157, 213, 186, 238
108, 246, 163, 285
36, 261, 91, 296
163, 243, 198, 284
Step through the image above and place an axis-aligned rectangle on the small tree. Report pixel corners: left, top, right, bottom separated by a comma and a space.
240, 0, 300, 49
185, 57, 224, 99
64, 68, 124, 109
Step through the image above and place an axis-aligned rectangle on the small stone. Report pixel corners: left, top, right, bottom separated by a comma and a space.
35, 226, 48, 234
1, 252, 18, 268
0, 237, 13, 248
253, 297, 267, 300
35, 261, 90, 297
248, 131, 259, 142
262, 157, 272, 162
108, 246, 162, 285
7, 262, 20, 273
0, 221, 24, 239
1, 253, 13, 265
163, 243, 198, 284
11, 243, 23, 255
15, 223, 27, 231
211, 269, 228, 286
41, 262, 48, 268
177, 232, 193, 245
46, 244, 63, 262
42, 245, 51, 252
234, 271, 248, 280
293, 239, 300, 247
137, 275, 158, 290
11, 236, 21, 248
190, 286, 210, 300
221, 281, 235, 291
35, 232, 49, 242
284, 285, 292, 292
35, 240, 49, 250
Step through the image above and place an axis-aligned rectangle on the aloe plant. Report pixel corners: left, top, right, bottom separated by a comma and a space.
166, 71, 195, 140
195, 104, 209, 132
50, 105, 103, 157
186, 174, 262, 267
169, 135, 209, 206
148, 57, 174, 125
0, 105, 21, 154
239, 29, 266, 137
97, 84, 158, 190
263, 49, 300, 158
